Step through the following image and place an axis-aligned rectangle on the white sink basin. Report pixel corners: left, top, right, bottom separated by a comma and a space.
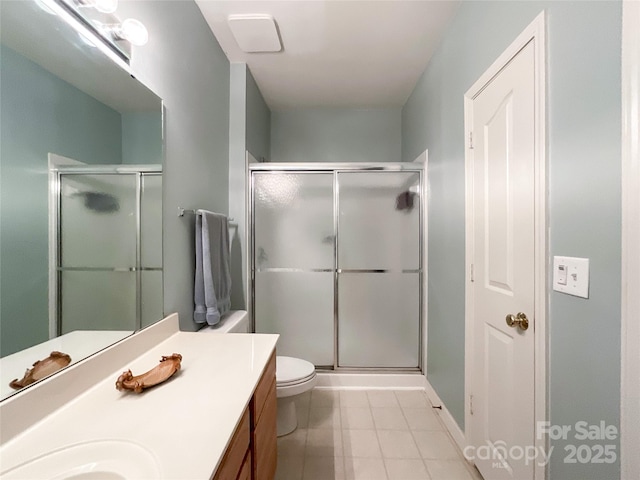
1, 440, 161, 479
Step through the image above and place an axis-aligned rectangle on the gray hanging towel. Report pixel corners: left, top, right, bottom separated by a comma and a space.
194, 210, 232, 325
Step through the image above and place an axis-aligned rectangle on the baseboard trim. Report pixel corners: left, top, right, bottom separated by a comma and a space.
424, 379, 467, 452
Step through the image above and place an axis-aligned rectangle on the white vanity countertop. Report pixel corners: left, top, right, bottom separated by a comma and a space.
0, 330, 131, 400
0, 325, 278, 479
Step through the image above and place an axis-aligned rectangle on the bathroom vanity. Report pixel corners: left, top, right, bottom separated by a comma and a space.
0, 314, 279, 479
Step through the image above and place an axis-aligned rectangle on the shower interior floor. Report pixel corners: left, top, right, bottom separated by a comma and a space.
275, 388, 484, 480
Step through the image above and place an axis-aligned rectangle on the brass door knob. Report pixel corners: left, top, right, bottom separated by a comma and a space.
505, 312, 529, 331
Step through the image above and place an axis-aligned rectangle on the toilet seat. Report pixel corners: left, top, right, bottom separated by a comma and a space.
276, 356, 316, 386
276, 356, 317, 399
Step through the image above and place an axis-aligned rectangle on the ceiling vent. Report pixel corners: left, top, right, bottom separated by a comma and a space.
227, 14, 282, 53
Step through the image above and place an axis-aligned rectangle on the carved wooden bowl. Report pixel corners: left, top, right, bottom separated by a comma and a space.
115, 354, 182, 393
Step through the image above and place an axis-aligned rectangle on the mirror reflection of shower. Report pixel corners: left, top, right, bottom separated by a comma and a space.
71, 191, 120, 213
51, 163, 163, 336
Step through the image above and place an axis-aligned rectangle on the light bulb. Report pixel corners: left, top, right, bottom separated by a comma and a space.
117, 18, 148, 46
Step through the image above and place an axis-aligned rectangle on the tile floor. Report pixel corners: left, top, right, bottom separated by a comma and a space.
275, 389, 484, 480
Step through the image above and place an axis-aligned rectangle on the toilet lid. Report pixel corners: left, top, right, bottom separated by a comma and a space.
276, 356, 316, 386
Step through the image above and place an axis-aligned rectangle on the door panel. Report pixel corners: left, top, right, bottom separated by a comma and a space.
252, 172, 335, 366
60, 174, 137, 268
61, 271, 136, 332
253, 173, 334, 270
469, 41, 536, 480
254, 271, 334, 366
338, 272, 419, 368
336, 171, 421, 368
484, 94, 514, 295
140, 174, 163, 268
338, 171, 420, 270
485, 324, 516, 464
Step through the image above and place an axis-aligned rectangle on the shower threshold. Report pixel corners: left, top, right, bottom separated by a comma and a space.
315, 371, 426, 390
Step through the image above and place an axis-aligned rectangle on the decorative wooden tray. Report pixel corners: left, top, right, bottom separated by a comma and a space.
116, 354, 182, 393
10, 351, 72, 390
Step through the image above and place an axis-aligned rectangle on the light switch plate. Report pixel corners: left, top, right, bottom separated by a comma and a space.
553, 256, 589, 298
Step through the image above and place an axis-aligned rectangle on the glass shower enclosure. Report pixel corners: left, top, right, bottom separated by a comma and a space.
251, 164, 423, 371
52, 165, 162, 335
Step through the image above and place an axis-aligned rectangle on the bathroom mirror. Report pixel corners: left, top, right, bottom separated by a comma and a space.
0, 0, 163, 400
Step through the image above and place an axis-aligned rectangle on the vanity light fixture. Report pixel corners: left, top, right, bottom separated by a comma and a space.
39, 0, 131, 72
74, 0, 118, 14
101, 18, 149, 46
39, 0, 150, 68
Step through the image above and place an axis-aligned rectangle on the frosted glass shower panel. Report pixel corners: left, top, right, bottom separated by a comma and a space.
254, 173, 334, 269
60, 174, 137, 268
141, 270, 163, 328
338, 172, 420, 270
140, 174, 162, 268
338, 273, 420, 368
61, 271, 136, 333
255, 271, 334, 366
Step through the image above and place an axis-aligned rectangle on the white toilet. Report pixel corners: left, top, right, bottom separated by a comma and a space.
275, 355, 316, 436
202, 311, 316, 436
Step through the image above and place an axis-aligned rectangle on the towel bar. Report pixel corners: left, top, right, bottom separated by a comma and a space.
178, 207, 234, 222
178, 207, 235, 223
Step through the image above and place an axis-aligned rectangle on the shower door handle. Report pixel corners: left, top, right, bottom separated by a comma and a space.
505, 312, 529, 331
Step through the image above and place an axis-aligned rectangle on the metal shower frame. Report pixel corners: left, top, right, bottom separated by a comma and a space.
248, 162, 424, 373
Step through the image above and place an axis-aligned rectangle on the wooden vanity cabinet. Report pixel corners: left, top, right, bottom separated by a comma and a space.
251, 352, 277, 480
213, 409, 250, 480
212, 351, 277, 480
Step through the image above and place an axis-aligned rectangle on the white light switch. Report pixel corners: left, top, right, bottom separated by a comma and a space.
553, 256, 589, 298
557, 264, 568, 285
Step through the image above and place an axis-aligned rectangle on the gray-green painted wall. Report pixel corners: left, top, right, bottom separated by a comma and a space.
121, 113, 162, 165
271, 108, 402, 163
246, 68, 271, 163
120, 0, 230, 331
228, 63, 248, 312
228, 64, 271, 311
0, 45, 122, 356
401, 2, 621, 479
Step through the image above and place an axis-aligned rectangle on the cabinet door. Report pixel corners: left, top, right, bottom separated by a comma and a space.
252, 381, 277, 480
251, 353, 277, 480
213, 409, 249, 480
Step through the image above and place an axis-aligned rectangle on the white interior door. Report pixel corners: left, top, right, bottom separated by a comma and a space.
467, 40, 536, 480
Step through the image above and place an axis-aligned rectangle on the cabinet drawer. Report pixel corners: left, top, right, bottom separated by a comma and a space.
251, 352, 276, 425
212, 408, 250, 480
252, 379, 277, 480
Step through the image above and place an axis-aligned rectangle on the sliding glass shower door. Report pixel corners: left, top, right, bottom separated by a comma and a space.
253, 172, 335, 366
252, 165, 422, 371
337, 171, 420, 368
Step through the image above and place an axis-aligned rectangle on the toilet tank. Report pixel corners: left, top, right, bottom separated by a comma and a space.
199, 311, 249, 333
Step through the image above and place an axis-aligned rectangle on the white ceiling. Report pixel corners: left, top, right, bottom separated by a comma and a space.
195, 1, 460, 110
